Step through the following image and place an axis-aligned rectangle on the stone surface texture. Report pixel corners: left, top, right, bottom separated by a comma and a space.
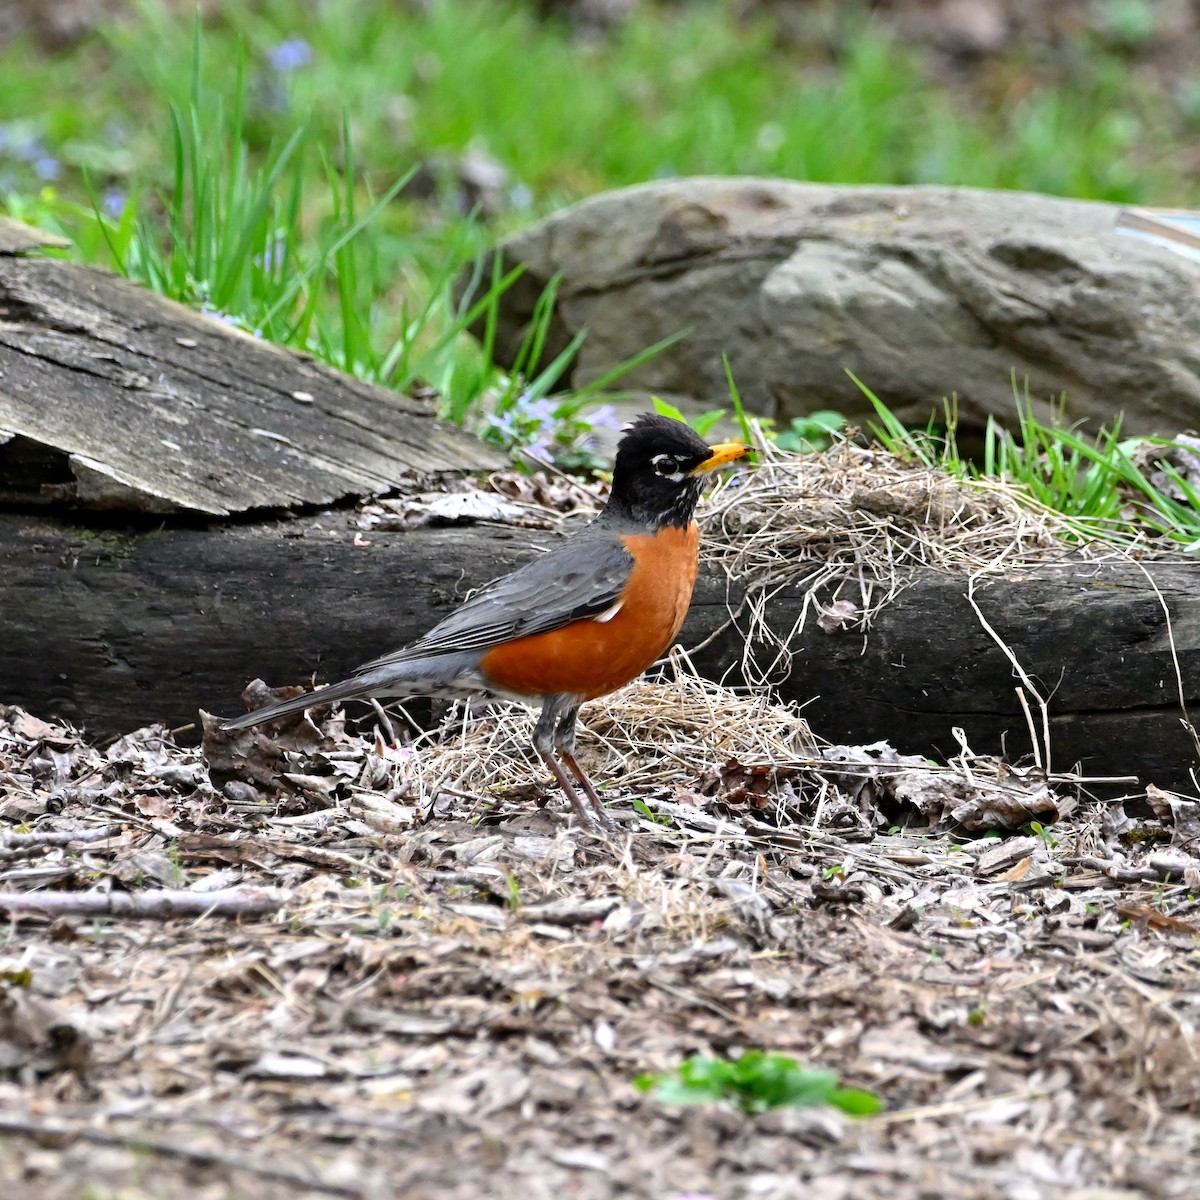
482, 179, 1200, 434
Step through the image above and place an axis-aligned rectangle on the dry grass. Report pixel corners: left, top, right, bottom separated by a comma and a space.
389, 649, 817, 814
705, 438, 1077, 588
698, 438, 1133, 687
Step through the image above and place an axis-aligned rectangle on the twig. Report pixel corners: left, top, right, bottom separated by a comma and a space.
0, 825, 121, 849
765, 754, 1138, 787
0, 887, 286, 919
873, 1090, 1036, 1126
1087, 959, 1200, 1050
1075, 855, 1194, 884
177, 832, 391, 880
1014, 688, 1039, 767
648, 976, 744, 1024
0, 1115, 364, 1198
1129, 558, 1200, 762
369, 697, 397, 746
966, 575, 1052, 773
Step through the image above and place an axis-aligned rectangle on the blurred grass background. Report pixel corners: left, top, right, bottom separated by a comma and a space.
5, 0, 1197, 210
1, 0, 1197, 427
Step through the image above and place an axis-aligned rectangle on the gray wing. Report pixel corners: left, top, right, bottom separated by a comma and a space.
358, 526, 634, 670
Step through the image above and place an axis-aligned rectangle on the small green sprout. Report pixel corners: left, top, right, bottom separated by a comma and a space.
632, 797, 672, 826
634, 1051, 882, 1116
774, 410, 847, 453
1023, 820, 1059, 848
651, 396, 728, 439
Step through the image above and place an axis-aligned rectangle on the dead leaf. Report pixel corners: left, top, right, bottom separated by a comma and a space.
1146, 784, 1200, 846
0, 983, 93, 1076
134, 793, 174, 819
816, 599, 859, 633
892, 768, 1064, 832
700, 756, 802, 807
974, 836, 1044, 877
996, 856, 1033, 882
1116, 904, 1200, 935
10, 711, 67, 744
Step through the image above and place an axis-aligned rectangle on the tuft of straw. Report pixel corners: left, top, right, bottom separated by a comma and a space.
386, 650, 817, 816
698, 435, 1119, 686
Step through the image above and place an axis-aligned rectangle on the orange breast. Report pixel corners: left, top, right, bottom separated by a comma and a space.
478, 523, 700, 701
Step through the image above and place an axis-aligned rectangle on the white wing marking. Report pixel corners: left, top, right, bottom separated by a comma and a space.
592, 600, 623, 624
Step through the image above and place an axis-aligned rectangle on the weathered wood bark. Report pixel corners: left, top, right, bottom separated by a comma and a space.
2, 509, 1196, 792
0, 218, 502, 515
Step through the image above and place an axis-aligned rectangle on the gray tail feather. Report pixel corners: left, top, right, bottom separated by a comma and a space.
219, 676, 378, 731
218, 654, 481, 731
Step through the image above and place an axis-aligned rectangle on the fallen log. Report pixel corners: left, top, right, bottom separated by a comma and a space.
1, 508, 1196, 793
0, 217, 501, 515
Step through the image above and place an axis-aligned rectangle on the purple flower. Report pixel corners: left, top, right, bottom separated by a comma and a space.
516, 394, 556, 428
585, 404, 623, 431
0, 124, 60, 180
255, 236, 287, 273
269, 37, 313, 72
484, 411, 517, 437
102, 187, 125, 218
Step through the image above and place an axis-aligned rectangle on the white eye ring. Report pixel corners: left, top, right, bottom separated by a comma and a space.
652, 453, 683, 478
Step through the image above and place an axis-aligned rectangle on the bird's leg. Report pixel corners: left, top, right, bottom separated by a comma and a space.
535, 747, 605, 832
553, 705, 616, 829
561, 751, 618, 831
533, 697, 603, 832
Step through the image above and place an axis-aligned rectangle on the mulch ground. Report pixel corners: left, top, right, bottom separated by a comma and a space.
0, 674, 1197, 1200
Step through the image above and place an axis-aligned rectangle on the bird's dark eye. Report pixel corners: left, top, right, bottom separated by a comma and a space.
651, 453, 681, 477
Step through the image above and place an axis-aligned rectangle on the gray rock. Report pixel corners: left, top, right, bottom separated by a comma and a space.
478, 179, 1200, 436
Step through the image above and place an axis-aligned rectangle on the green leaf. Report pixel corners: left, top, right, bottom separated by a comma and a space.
651, 396, 687, 423
652, 1076, 727, 1106
722, 354, 756, 446
830, 1087, 885, 1116
689, 408, 729, 438
631, 797, 671, 826
635, 1051, 882, 1117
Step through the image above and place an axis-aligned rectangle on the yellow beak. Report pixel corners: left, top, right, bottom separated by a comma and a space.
691, 441, 748, 475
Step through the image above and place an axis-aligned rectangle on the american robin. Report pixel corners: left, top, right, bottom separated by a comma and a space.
219, 414, 746, 830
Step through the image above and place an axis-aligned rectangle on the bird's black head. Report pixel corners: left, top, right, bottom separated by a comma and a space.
604, 413, 746, 530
